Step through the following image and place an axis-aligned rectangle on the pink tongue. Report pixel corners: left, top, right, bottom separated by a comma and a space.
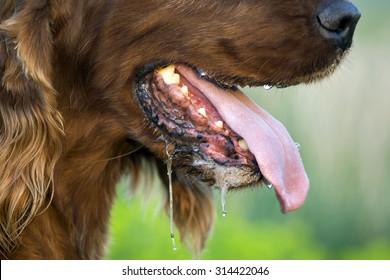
177, 65, 309, 213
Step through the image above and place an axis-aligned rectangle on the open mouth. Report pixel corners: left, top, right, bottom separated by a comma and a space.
136, 63, 309, 213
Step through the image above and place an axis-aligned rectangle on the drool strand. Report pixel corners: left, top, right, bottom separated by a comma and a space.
166, 144, 177, 251
221, 185, 229, 217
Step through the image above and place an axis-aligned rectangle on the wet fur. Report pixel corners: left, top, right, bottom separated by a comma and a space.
1, 0, 347, 259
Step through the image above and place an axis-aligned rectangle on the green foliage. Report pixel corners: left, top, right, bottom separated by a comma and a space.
203, 219, 326, 260
342, 239, 390, 260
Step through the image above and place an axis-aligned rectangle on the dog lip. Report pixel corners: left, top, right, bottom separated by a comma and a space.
195, 68, 290, 90
136, 61, 291, 90
193, 67, 239, 90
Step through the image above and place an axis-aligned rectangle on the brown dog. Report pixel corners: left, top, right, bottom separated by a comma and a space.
0, 0, 360, 259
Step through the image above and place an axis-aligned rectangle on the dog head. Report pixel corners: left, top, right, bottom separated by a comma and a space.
0, 0, 360, 257
88, 0, 361, 207
87, 0, 360, 252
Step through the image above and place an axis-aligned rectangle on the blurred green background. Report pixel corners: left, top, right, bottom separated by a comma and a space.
108, 0, 390, 260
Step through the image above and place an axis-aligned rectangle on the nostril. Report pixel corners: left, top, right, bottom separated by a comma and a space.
337, 17, 352, 32
317, 1, 361, 50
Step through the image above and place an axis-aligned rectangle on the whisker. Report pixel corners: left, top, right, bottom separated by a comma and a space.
100, 145, 144, 162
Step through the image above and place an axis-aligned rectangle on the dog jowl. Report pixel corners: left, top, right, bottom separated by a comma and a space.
0, 0, 360, 259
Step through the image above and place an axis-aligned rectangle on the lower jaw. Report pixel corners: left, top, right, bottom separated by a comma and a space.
165, 144, 261, 188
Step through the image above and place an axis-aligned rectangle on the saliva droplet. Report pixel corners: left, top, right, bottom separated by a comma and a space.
264, 179, 273, 189
171, 233, 177, 251
295, 142, 301, 151
263, 84, 273, 90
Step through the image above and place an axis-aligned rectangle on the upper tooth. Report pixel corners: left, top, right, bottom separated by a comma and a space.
158, 65, 180, 85
171, 74, 180, 84
238, 139, 248, 151
215, 121, 224, 128
180, 86, 189, 97
198, 108, 207, 117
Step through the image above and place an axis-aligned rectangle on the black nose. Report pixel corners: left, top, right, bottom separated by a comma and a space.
317, 1, 361, 50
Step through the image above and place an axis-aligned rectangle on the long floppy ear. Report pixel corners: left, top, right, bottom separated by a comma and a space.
0, 2, 64, 258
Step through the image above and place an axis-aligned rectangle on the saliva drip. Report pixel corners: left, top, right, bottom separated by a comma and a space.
264, 179, 273, 189
166, 145, 177, 251
295, 142, 301, 151
221, 185, 229, 217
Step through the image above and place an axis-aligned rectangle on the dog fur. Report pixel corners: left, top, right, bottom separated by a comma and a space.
0, 0, 358, 259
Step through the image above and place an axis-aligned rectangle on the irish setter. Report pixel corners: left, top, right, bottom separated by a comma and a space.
0, 0, 360, 259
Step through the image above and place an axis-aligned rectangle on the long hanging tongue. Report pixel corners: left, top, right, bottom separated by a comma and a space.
177, 65, 309, 213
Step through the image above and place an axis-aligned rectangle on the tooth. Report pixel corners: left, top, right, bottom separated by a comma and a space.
238, 139, 248, 151
180, 86, 189, 97
172, 74, 180, 84
198, 108, 207, 118
158, 65, 175, 76
215, 121, 224, 128
158, 65, 180, 85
